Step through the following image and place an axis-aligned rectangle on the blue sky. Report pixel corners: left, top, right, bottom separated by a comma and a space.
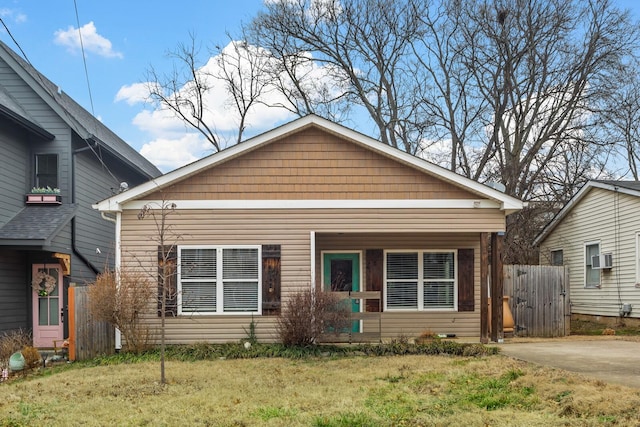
1, 1, 640, 173
0, 0, 273, 171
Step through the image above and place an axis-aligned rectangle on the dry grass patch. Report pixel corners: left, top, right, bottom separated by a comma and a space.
1, 354, 639, 426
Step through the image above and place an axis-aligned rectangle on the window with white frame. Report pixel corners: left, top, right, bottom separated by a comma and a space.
585, 242, 600, 288
385, 250, 456, 310
178, 246, 260, 314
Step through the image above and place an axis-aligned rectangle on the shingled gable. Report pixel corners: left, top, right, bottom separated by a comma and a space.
94, 115, 523, 213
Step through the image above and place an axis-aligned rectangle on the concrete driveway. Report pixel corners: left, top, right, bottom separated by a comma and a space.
498, 338, 640, 389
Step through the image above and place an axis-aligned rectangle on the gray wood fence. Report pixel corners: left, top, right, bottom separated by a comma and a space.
503, 265, 570, 337
70, 285, 115, 360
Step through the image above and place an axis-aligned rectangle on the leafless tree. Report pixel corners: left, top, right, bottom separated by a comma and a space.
144, 34, 221, 151
597, 63, 640, 179
144, 0, 640, 263
137, 199, 179, 385
214, 34, 273, 144
248, 0, 431, 152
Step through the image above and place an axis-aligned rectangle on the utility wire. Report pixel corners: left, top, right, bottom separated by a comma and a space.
0, 17, 32, 65
73, 0, 95, 117
1, 5, 121, 186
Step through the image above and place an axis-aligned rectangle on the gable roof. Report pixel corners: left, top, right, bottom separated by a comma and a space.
0, 40, 161, 179
0, 85, 55, 140
95, 115, 524, 214
534, 180, 640, 245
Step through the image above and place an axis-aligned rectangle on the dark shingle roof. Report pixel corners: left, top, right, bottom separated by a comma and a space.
0, 40, 161, 179
0, 205, 77, 246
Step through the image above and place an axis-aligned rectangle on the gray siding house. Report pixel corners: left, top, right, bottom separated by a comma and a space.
0, 40, 160, 347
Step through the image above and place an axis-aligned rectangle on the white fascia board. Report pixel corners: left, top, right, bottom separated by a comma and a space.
120, 199, 503, 210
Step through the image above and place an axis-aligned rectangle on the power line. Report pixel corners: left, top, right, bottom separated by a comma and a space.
0, 7, 121, 186
73, 0, 96, 118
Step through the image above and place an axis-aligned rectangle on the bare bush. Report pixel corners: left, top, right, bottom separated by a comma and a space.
87, 267, 154, 353
0, 329, 32, 368
20, 346, 41, 370
276, 288, 351, 346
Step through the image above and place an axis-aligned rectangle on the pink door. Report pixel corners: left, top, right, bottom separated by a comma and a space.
32, 264, 64, 348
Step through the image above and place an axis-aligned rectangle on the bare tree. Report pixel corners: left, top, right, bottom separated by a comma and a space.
215, 35, 274, 144
143, 0, 640, 262
145, 34, 222, 151
249, 0, 431, 153
597, 63, 640, 179
137, 200, 179, 385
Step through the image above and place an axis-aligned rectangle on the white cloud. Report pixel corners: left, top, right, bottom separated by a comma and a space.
121, 40, 351, 170
131, 109, 189, 137
140, 134, 212, 172
115, 83, 152, 105
0, 8, 26, 24
54, 21, 123, 59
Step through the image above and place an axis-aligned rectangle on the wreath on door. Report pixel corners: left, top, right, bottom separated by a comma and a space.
32, 271, 57, 297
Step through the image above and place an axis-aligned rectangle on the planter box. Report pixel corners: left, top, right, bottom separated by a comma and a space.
25, 194, 62, 205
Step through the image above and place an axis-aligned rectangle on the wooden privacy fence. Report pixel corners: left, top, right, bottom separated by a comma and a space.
503, 265, 570, 337
67, 285, 115, 360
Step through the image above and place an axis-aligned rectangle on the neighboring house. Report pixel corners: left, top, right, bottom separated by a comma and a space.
0, 40, 161, 347
535, 180, 640, 322
95, 115, 524, 344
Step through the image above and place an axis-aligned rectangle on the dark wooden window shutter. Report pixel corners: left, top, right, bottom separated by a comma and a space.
262, 244, 281, 315
365, 249, 383, 312
158, 245, 177, 317
457, 248, 474, 312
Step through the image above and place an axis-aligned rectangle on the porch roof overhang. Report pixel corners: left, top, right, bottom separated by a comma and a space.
0, 205, 77, 248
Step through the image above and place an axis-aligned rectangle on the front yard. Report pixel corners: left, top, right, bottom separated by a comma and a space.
1, 350, 639, 426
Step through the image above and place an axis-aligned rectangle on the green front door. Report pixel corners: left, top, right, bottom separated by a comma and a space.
323, 252, 360, 333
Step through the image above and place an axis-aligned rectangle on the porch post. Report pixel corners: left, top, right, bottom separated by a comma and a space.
480, 233, 490, 344
310, 231, 316, 291
490, 232, 504, 342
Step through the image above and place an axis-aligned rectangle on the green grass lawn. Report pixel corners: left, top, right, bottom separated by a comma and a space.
1, 350, 639, 426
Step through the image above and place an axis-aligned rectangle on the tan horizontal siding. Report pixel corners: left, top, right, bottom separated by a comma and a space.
540, 188, 640, 318
149, 128, 478, 201
122, 209, 492, 344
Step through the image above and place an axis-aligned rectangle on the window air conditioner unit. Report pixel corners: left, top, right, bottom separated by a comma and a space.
592, 253, 613, 269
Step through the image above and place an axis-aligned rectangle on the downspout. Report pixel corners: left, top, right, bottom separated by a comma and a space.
72, 143, 100, 275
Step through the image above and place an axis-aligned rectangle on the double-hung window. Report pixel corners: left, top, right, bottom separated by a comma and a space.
178, 246, 260, 314
585, 242, 600, 288
385, 250, 457, 311
35, 154, 58, 189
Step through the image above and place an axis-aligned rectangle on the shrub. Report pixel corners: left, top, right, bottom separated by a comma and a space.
276, 288, 351, 346
0, 329, 32, 369
21, 346, 41, 370
87, 267, 154, 353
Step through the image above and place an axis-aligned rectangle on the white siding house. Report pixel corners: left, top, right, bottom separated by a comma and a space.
535, 180, 640, 321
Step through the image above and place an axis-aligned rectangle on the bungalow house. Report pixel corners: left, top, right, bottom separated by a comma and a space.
0, 40, 161, 347
94, 115, 524, 344
535, 180, 640, 325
